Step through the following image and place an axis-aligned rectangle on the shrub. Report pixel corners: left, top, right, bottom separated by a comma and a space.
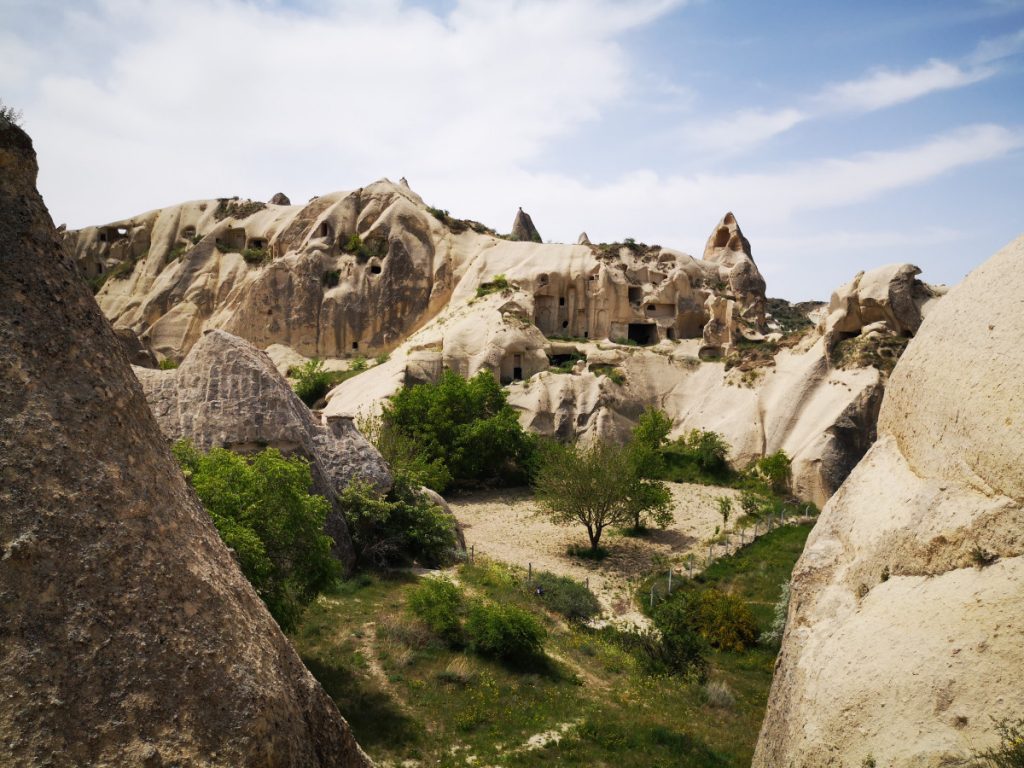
675, 588, 759, 652
964, 718, 1024, 767
407, 577, 464, 644
652, 599, 708, 678
350, 355, 368, 372
375, 353, 390, 365
530, 571, 601, 622
343, 233, 363, 253
476, 274, 511, 298
339, 473, 459, 568
291, 358, 332, 406
0, 99, 23, 127
241, 247, 269, 265
381, 370, 537, 492
357, 412, 453, 491
322, 269, 341, 288
684, 429, 729, 473
754, 450, 792, 494
172, 442, 340, 631
465, 600, 546, 662
704, 680, 736, 710
158, 358, 179, 370
760, 580, 790, 646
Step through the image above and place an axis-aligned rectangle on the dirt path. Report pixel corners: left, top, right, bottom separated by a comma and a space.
447, 483, 741, 626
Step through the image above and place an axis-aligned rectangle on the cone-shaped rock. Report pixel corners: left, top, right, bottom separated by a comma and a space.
511, 206, 542, 243
0, 122, 371, 765
702, 211, 766, 328
135, 329, 393, 570
269, 191, 291, 205
577, 231, 591, 245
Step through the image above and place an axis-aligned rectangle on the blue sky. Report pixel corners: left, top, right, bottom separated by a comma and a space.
2, 0, 1022, 299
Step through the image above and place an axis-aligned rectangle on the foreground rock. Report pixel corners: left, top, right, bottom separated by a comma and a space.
754, 235, 1024, 767
135, 329, 392, 570
0, 121, 371, 765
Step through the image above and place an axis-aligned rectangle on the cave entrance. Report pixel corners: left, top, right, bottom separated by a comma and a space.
627, 323, 658, 346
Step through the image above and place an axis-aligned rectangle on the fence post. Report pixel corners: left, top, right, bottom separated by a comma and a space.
708, 543, 713, 563
650, 584, 655, 610
470, 544, 474, 564
688, 553, 694, 578
668, 568, 673, 594
528, 562, 532, 582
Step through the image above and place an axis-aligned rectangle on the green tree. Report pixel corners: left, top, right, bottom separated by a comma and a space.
172, 441, 340, 630
717, 496, 733, 527
684, 429, 730, 473
623, 408, 673, 530
338, 473, 459, 568
755, 450, 792, 494
381, 370, 536, 492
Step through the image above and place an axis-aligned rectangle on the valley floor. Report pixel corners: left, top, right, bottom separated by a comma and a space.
290, 487, 813, 768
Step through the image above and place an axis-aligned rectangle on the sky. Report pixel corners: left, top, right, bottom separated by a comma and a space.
2, 0, 1023, 300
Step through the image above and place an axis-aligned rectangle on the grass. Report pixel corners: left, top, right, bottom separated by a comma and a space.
289, 521, 813, 767
476, 274, 511, 298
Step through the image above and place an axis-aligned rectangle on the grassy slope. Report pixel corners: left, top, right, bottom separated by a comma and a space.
290, 523, 813, 767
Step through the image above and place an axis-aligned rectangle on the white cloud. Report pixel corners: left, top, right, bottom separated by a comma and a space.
679, 108, 807, 155
816, 59, 994, 113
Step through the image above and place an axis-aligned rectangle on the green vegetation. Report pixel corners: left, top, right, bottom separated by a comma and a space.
476, 273, 512, 298
528, 571, 600, 622
291, 522, 812, 766
963, 718, 1024, 767
375, 353, 390, 365
0, 98, 23, 127
289, 358, 365, 407
590, 363, 626, 384
832, 333, 910, 373
465, 601, 546, 664
375, 370, 537, 493
158, 358, 179, 370
533, 420, 672, 552
241, 246, 270, 265
611, 336, 639, 346
173, 441, 339, 631
765, 298, 818, 335
322, 269, 341, 288
168, 243, 187, 261
338, 474, 460, 569
427, 205, 497, 236
212, 197, 267, 221
343, 232, 389, 262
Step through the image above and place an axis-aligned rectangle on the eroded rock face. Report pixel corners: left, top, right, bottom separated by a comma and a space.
754, 236, 1024, 768
0, 122, 371, 766
135, 329, 392, 570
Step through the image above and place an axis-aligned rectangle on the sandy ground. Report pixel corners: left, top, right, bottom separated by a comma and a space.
447, 482, 743, 626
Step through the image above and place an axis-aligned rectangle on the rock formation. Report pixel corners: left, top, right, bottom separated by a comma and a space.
511, 206, 542, 243
270, 192, 291, 205
754, 235, 1024, 767
0, 121, 371, 766
577, 231, 591, 245
135, 329, 392, 569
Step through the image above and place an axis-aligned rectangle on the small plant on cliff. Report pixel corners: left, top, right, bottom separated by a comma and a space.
172, 442, 340, 631
158, 358, 179, 370
291, 358, 332, 406
963, 718, 1024, 767
476, 273, 512, 298
0, 99, 23, 127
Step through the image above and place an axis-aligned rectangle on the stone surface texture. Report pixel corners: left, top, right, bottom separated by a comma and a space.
0, 123, 372, 766
754, 235, 1024, 768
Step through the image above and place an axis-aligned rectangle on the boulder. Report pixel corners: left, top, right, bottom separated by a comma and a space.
0, 120, 371, 767
511, 206, 542, 243
135, 329, 392, 570
269, 191, 292, 205
754, 235, 1024, 768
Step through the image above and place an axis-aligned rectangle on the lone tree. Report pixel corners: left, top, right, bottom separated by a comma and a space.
533, 431, 672, 552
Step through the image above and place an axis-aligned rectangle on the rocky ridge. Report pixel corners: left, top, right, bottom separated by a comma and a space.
0, 121, 371, 766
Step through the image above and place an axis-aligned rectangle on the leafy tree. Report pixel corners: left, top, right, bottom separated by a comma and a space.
754, 450, 792, 494
535, 440, 652, 552
357, 412, 452, 491
651, 599, 708, 678
632, 407, 672, 450
623, 408, 673, 530
717, 496, 733, 527
173, 441, 340, 630
683, 429, 730, 473
381, 370, 536, 492
338, 472, 459, 568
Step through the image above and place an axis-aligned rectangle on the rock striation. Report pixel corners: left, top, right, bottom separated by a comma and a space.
135, 329, 392, 570
754, 236, 1024, 767
0, 122, 371, 765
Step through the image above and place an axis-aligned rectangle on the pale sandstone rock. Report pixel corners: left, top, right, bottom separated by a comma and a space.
135, 329, 392, 570
0, 120, 371, 768
754, 235, 1024, 768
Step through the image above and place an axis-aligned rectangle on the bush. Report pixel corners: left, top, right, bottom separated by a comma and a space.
0, 99, 23, 127
753, 451, 792, 494
760, 581, 790, 646
476, 274, 511, 298
350, 355, 368, 372
465, 600, 546, 662
673, 588, 759, 652
172, 442, 340, 631
530, 571, 601, 621
381, 370, 537, 492
407, 577, 464, 644
964, 718, 1024, 767
357, 412, 453, 491
339, 472, 459, 568
291, 358, 332, 406
241, 247, 269, 265
652, 599, 709, 677
158, 358, 179, 370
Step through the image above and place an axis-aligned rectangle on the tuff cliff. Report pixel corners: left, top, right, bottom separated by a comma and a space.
0, 119, 371, 766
